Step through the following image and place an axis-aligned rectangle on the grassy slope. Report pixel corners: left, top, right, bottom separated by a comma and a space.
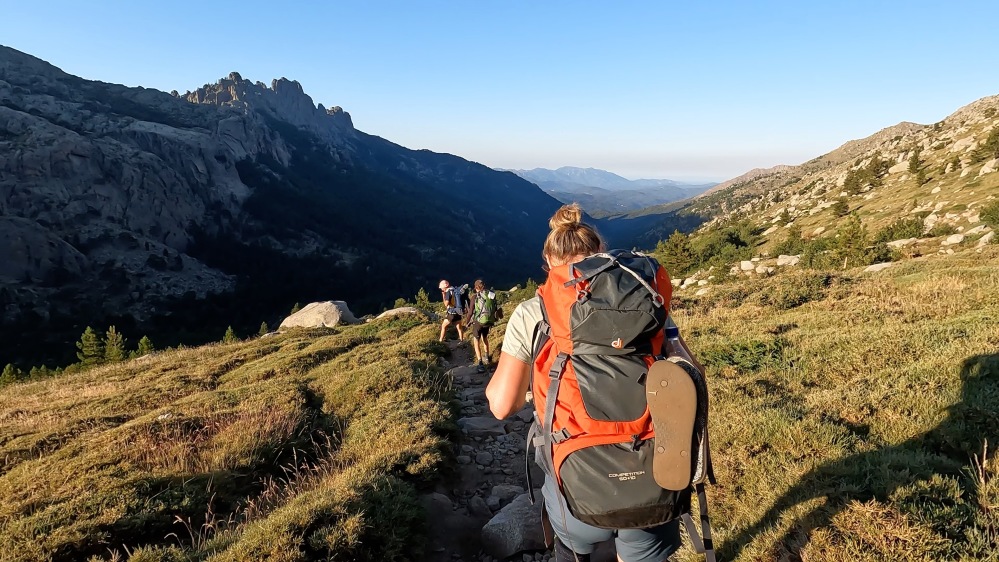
1, 248, 996, 561
0, 316, 454, 562
670, 247, 999, 561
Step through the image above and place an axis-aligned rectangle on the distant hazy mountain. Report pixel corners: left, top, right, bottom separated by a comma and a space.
505, 166, 714, 214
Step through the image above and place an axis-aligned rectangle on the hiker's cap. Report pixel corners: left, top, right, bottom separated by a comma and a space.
439, 280, 449, 290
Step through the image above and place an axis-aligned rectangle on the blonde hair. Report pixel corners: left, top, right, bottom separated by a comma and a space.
543, 203, 604, 265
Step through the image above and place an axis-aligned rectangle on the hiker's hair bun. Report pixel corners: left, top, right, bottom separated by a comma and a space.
543, 203, 604, 264
549, 204, 583, 232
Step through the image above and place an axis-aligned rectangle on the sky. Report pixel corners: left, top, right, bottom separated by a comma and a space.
2, 1, 997, 182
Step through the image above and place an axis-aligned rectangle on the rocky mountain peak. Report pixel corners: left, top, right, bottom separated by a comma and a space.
186, 72, 354, 146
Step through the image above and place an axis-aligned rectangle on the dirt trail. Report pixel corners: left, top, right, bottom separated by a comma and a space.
423, 340, 615, 562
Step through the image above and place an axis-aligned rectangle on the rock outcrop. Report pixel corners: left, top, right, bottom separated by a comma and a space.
279, 301, 360, 329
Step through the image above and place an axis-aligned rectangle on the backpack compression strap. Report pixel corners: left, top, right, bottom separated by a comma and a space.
681, 483, 716, 562
564, 253, 666, 308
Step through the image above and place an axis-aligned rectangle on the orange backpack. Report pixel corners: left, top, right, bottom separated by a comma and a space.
526, 250, 715, 558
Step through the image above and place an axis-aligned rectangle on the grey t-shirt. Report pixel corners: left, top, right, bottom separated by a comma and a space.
501, 296, 543, 363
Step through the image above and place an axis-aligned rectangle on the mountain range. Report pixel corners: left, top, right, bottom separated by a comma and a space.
0, 46, 576, 366
507, 166, 714, 215
4, 41, 995, 369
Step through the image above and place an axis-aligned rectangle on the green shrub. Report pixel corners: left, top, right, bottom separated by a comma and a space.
699, 336, 790, 372
773, 224, 806, 257
831, 199, 850, 217
754, 271, 832, 310
980, 200, 999, 230
874, 218, 924, 243
928, 223, 959, 237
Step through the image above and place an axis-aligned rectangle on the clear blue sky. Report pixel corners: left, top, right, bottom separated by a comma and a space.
3, 1, 996, 182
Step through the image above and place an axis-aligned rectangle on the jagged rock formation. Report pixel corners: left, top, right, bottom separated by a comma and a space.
0, 45, 561, 366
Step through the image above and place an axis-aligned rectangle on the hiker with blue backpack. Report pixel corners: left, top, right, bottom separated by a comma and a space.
464, 279, 502, 373
438, 279, 470, 342
486, 204, 715, 562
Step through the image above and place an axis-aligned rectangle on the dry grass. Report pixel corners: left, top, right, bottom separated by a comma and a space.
0, 315, 452, 562
2, 247, 997, 561
662, 246, 999, 561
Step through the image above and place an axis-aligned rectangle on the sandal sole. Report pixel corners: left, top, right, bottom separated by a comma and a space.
647, 360, 698, 491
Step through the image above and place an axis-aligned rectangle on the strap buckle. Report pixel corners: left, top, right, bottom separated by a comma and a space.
551, 428, 571, 444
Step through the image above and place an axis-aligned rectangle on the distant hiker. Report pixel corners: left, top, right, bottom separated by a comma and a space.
438, 279, 470, 342
486, 203, 715, 562
464, 279, 500, 373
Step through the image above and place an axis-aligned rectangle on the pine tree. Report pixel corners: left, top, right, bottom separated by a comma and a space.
655, 230, 696, 278
1, 363, 22, 385
222, 326, 238, 344
832, 213, 871, 269
290, 302, 301, 315
104, 326, 126, 363
76, 326, 104, 366
415, 288, 431, 311
908, 147, 922, 174
258, 322, 269, 336
915, 168, 927, 186
136, 335, 155, 356
831, 198, 850, 218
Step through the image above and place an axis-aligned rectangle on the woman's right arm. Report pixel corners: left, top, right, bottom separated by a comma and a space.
486, 352, 531, 419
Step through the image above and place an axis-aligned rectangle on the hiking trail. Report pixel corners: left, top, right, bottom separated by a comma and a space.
423, 340, 615, 562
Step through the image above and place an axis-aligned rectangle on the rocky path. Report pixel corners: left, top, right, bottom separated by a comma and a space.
423, 340, 615, 562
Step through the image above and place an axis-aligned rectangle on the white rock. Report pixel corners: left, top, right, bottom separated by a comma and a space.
951, 135, 976, 153
812, 226, 826, 236
931, 187, 942, 194
739, 261, 755, 271
755, 265, 769, 275
697, 280, 709, 286
670, 279, 681, 288
886, 238, 917, 248
979, 232, 995, 246
864, 263, 893, 273
979, 158, 997, 175
941, 234, 965, 246
966, 225, 988, 235
888, 161, 908, 174
695, 288, 710, 296
968, 213, 981, 223
776, 254, 801, 266
376, 306, 436, 321
763, 225, 778, 235
279, 301, 360, 329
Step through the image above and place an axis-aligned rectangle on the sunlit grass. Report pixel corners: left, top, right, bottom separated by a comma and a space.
0, 315, 451, 562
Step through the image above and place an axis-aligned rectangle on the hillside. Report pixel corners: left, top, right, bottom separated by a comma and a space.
0, 45, 562, 367
1, 248, 995, 561
0, 315, 454, 561
685, 96, 999, 252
